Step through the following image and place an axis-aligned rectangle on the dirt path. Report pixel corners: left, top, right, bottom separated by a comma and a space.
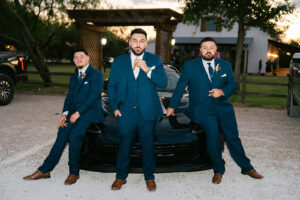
1, 94, 300, 200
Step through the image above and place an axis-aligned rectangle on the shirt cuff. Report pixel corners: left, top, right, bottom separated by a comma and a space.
62, 111, 69, 116
147, 70, 152, 78
147, 66, 156, 78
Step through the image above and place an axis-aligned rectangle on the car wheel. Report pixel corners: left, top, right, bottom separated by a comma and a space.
0, 73, 14, 106
287, 79, 300, 117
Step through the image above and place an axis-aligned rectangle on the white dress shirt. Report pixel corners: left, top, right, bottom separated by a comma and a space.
130, 52, 152, 79
202, 58, 215, 82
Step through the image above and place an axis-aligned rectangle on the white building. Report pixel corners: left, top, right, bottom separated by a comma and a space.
148, 20, 269, 73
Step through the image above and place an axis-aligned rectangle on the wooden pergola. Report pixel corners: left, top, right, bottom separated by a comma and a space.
67, 9, 183, 71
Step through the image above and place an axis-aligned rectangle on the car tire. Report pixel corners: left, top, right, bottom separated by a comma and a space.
287, 79, 300, 117
0, 73, 15, 106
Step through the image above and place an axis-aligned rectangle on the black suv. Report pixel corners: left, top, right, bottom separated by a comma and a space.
287, 52, 300, 117
0, 51, 27, 105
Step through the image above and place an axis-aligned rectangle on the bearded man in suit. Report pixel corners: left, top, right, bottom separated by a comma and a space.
166, 37, 263, 184
23, 49, 104, 185
108, 28, 167, 191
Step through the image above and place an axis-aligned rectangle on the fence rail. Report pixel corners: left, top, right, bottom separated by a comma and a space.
26, 71, 73, 76
24, 71, 288, 104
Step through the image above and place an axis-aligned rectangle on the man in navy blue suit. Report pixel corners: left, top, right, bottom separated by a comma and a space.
166, 37, 263, 184
23, 49, 104, 185
108, 28, 167, 191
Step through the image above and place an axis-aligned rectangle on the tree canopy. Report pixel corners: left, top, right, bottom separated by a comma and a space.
183, 0, 295, 78
0, 0, 102, 85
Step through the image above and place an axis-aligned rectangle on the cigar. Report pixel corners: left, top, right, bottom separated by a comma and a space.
133, 63, 137, 71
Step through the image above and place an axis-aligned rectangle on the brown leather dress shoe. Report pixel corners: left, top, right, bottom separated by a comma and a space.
111, 179, 127, 190
146, 180, 156, 191
212, 173, 222, 184
23, 170, 50, 180
242, 169, 263, 179
64, 174, 80, 185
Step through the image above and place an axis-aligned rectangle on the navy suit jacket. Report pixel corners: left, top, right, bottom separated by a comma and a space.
62, 65, 104, 123
169, 57, 237, 123
108, 52, 168, 121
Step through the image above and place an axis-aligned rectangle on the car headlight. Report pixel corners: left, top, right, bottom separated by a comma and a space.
8, 57, 18, 65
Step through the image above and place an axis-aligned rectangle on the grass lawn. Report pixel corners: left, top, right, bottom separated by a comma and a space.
16, 64, 288, 108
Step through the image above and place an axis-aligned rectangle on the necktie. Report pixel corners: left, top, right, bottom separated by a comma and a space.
208, 62, 214, 81
79, 71, 84, 82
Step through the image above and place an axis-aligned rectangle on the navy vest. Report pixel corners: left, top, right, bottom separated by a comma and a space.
119, 70, 140, 112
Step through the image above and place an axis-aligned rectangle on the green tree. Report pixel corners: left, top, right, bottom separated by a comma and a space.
0, 0, 100, 86
103, 31, 128, 58
183, 0, 295, 80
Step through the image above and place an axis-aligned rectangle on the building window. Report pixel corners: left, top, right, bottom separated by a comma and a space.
206, 20, 216, 31
201, 18, 221, 32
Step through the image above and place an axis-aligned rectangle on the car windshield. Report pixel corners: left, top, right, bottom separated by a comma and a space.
292, 58, 300, 63
158, 69, 180, 91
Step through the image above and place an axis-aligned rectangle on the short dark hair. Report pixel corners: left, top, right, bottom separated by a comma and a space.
130, 28, 147, 39
200, 37, 217, 47
73, 48, 88, 56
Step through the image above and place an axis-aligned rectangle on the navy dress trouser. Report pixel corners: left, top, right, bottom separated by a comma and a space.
38, 118, 91, 175
198, 109, 253, 174
116, 109, 156, 180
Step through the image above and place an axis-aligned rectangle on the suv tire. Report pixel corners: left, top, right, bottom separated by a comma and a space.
0, 73, 14, 106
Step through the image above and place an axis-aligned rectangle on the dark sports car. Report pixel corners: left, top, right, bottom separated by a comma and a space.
79, 65, 224, 173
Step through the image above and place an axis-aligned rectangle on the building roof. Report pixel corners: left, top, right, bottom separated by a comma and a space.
174, 37, 253, 45
268, 39, 300, 53
67, 9, 183, 26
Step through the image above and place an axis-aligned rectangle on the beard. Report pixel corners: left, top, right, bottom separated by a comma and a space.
201, 52, 216, 61
130, 46, 146, 56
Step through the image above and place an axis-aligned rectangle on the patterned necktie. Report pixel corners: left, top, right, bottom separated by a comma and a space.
208, 62, 214, 81
79, 71, 84, 82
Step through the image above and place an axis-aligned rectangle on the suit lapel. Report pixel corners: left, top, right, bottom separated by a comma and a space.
213, 59, 221, 81
125, 53, 133, 79
143, 52, 149, 63
137, 52, 149, 81
198, 57, 212, 86
121, 54, 131, 93
76, 65, 91, 93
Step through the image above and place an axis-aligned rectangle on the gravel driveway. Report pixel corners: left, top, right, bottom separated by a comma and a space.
1, 93, 300, 200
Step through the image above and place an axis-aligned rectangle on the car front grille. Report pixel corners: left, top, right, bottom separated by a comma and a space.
82, 139, 201, 165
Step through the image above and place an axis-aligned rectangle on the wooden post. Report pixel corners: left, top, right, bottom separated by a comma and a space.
78, 22, 106, 72
99, 32, 103, 72
154, 23, 176, 64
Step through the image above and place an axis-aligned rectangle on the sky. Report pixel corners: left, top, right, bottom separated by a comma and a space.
101, 0, 300, 42
282, 0, 300, 41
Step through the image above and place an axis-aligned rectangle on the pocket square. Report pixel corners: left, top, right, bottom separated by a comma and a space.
221, 74, 227, 77
84, 81, 88, 84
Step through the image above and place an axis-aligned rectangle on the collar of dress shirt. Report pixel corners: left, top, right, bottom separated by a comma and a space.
202, 58, 215, 70
130, 52, 144, 64
78, 64, 89, 75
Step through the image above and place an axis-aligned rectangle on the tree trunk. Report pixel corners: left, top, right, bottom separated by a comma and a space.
234, 19, 246, 82
14, 0, 52, 86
